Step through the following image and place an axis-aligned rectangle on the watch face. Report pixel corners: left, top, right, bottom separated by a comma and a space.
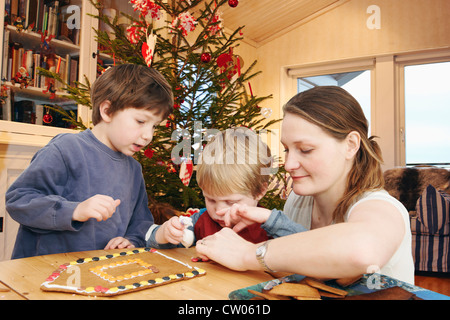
256, 245, 264, 257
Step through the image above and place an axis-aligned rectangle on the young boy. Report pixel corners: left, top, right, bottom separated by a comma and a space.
145, 127, 306, 249
6, 64, 174, 259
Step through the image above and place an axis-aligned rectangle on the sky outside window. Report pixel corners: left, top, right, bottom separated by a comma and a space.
404, 62, 450, 166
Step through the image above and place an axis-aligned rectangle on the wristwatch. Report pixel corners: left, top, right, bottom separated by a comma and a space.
256, 240, 276, 273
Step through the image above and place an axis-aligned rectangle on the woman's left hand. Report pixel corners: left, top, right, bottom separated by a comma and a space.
216, 204, 272, 232
195, 228, 259, 271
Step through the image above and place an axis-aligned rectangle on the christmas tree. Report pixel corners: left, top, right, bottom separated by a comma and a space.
40, 0, 286, 219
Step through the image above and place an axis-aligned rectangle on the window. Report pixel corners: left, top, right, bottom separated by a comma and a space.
297, 70, 372, 134
404, 61, 450, 166
283, 50, 450, 168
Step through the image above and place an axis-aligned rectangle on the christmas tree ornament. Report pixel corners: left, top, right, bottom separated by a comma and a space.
200, 52, 211, 63
217, 50, 243, 80
228, 0, 239, 8
206, 9, 223, 37
126, 22, 146, 44
184, 208, 200, 217
167, 163, 176, 173
130, 0, 162, 19
260, 107, 273, 119
144, 148, 154, 159
43, 108, 53, 124
179, 158, 193, 186
142, 31, 157, 67
38, 30, 56, 53
170, 12, 197, 37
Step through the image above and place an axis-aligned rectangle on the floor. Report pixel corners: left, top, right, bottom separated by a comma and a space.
414, 272, 450, 297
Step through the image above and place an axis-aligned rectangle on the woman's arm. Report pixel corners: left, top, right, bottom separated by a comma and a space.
196, 199, 405, 279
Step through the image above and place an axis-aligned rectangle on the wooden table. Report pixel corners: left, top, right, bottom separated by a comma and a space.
0, 247, 277, 300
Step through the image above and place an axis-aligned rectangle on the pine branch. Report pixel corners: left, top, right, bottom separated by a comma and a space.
37, 67, 91, 130
72, 0, 285, 210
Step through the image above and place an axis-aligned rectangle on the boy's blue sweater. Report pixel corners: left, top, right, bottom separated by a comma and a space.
6, 129, 153, 259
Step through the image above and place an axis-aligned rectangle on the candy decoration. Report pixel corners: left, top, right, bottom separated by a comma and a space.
142, 31, 157, 67
179, 158, 193, 186
191, 257, 209, 262
40, 248, 206, 296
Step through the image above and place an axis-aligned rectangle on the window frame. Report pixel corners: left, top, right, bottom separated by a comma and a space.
281, 48, 450, 169
395, 49, 450, 166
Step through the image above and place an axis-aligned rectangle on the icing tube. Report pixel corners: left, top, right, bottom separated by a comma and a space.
179, 216, 194, 248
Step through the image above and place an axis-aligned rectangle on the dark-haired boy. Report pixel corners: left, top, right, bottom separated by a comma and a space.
6, 64, 174, 258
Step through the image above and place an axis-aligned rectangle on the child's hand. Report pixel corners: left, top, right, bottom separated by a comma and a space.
155, 216, 185, 245
217, 204, 271, 233
104, 237, 135, 250
73, 195, 121, 222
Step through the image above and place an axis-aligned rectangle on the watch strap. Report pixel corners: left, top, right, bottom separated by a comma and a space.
256, 240, 276, 273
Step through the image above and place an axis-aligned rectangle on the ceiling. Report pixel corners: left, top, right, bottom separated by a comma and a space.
219, 0, 346, 47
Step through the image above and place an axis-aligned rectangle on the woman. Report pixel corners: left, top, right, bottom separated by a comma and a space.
196, 86, 414, 284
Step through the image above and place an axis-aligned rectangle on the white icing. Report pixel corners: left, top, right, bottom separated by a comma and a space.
179, 216, 194, 248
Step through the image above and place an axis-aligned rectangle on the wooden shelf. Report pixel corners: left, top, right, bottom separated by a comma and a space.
0, 119, 76, 147
6, 25, 80, 57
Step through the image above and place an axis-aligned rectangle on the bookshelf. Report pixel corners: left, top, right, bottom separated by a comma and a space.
0, 0, 100, 261
0, 0, 96, 135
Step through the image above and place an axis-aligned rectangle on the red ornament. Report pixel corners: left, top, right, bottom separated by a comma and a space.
217, 51, 243, 80
144, 148, 154, 159
228, 0, 239, 8
201, 52, 211, 63
43, 114, 53, 124
142, 32, 157, 67
179, 159, 193, 186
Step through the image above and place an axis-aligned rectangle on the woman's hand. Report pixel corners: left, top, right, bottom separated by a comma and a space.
216, 204, 271, 232
195, 228, 260, 271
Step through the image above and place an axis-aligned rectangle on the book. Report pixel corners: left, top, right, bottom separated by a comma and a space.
2, 30, 10, 80
35, 0, 45, 31
68, 56, 78, 86
10, 0, 19, 19
26, 0, 38, 29
10, 42, 23, 80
